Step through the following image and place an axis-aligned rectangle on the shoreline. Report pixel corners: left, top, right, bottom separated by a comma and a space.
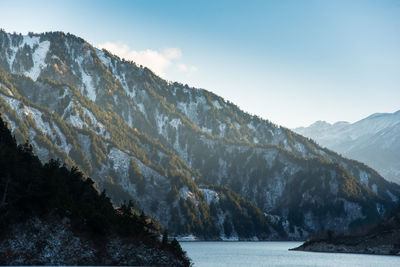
290, 240, 400, 257
290, 247, 400, 257
178, 240, 305, 242
175, 236, 306, 242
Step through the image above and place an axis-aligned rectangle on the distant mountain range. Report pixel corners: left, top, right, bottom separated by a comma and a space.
295, 111, 400, 184
0, 30, 399, 240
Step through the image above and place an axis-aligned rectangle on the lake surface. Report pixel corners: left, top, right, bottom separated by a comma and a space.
180, 241, 400, 267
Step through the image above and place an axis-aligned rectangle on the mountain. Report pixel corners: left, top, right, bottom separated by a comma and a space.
0, 30, 399, 240
294, 111, 400, 183
0, 116, 190, 266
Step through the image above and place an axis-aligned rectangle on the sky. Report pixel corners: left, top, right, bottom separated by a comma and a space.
1, 0, 399, 128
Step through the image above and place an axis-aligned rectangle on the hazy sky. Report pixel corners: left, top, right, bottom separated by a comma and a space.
1, 0, 399, 128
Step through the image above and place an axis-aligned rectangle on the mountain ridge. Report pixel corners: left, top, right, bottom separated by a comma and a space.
1, 30, 399, 240
295, 110, 400, 183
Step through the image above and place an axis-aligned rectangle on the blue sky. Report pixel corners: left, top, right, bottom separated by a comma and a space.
1, 0, 399, 128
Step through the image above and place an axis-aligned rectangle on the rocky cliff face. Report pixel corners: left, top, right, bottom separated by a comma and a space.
1, 30, 399, 239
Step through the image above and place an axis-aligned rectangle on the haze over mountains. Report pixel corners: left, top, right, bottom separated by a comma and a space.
0, 30, 399, 240
295, 111, 400, 184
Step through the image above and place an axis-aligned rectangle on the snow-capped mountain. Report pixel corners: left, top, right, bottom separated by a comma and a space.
1, 30, 399, 239
295, 111, 400, 183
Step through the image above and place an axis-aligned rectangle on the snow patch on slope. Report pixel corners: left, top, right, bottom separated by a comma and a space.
137, 103, 145, 114
200, 188, 219, 205
23, 106, 55, 139
359, 171, 369, 187
81, 71, 96, 102
108, 147, 136, 195
176, 96, 207, 125
62, 100, 107, 138
52, 123, 72, 154
95, 48, 136, 100
109, 147, 130, 177
213, 100, 222, 109
169, 118, 181, 130
5, 35, 50, 81
65, 111, 85, 129
95, 49, 112, 68
135, 158, 166, 183
0, 94, 56, 141
155, 110, 169, 138
75, 52, 97, 102
1, 94, 21, 112
25, 39, 50, 81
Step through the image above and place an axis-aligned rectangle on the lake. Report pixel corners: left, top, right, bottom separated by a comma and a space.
180, 241, 400, 267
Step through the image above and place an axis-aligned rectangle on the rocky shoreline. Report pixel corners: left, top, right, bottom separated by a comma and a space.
290, 229, 400, 256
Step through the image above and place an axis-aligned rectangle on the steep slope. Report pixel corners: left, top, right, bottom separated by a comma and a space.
1, 30, 400, 238
0, 69, 282, 240
295, 111, 400, 183
0, 116, 190, 266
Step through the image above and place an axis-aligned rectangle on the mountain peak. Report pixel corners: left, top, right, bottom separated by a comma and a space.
365, 109, 400, 120
310, 120, 331, 127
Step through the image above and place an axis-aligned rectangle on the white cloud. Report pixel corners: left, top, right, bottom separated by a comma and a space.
163, 48, 182, 59
177, 63, 198, 74
97, 42, 195, 77
177, 63, 188, 72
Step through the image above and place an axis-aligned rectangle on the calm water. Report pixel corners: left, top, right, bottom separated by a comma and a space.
180, 241, 400, 267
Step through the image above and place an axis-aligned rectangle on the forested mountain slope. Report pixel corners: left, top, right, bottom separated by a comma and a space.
0, 116, 190, 266
0, 30, 399, 239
